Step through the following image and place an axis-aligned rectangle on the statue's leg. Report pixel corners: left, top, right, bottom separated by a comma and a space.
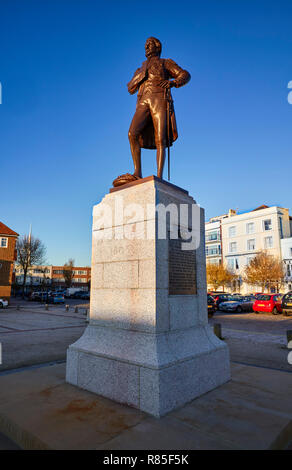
128, 101, 150, 178
151, 97, 167, 179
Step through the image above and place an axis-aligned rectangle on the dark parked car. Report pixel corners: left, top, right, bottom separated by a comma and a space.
210, 293, 233, 308
79, 292, 90, 300
281, 292, 292, 316
72, 290, 86, 299
207, 294, 216, 317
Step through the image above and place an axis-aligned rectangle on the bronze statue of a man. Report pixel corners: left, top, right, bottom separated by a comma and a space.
127, 37, 191, 180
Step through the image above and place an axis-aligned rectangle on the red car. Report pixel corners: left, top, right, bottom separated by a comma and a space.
253, 294, 283, 315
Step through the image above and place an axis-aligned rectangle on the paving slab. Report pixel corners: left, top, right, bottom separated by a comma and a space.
0, 362, 291, 450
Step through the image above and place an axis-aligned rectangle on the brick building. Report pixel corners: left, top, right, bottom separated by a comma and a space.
0, 221, 18, 300
51, 266, 91, 289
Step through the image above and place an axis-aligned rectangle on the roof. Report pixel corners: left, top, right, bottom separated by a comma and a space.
252, 205, 270, 212
0, 221, 19, 237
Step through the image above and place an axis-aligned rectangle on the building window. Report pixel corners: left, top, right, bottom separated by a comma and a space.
263, 219, 272, 231
246, 223, 255, 234
229, 242, 237, 253
279, 217, 283, 239
246, 256, 255, 265
264, 236, 273, 248
247, 239, 256, 251
229, 226, 236, 238
228, 258, 239, 270
0, 237, 8, 248
206, 245, 221, 256
206, 231, 220, 242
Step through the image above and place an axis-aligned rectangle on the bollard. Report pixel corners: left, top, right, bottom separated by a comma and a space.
65, 304, 69, 311
45, 304, 49, 311
74, 306, 78, 313
17, 305, 20, 311
84, 308, 87, 316
287, 330, 292, 346
214, 323, 223, 340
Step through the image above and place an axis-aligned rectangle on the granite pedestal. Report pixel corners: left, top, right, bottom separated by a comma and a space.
66, 176, 230, 417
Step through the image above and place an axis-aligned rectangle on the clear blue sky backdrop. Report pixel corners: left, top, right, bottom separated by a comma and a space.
1, 0, 291, 266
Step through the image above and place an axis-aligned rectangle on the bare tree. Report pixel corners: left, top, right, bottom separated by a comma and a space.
63, 259, 75, 288
243, 250, 284, 292
17, 235, 46, 297
206, 262, 236, 292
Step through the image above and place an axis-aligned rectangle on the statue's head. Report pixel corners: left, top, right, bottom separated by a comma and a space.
145, 37, 162, 58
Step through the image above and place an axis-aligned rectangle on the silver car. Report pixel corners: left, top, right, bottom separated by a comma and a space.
219, 296, 255, 313
0, 298, 9, 308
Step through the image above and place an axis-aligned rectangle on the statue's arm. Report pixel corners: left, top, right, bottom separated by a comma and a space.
164, 59, 191, 88
127, 62, 147, 95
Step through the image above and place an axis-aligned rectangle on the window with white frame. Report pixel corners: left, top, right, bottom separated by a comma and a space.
264, 236, 273, 248
228, 226, 236, 238
263, 219, 272, 231
0, 237, 8, 248
246, 222, 255, 234
206, 231, 220, 242
229, 242, 237, 253
246, 256, 255, 265
206, 245, 221, 256
228, 258, 239, 270
247, 239, 256, 251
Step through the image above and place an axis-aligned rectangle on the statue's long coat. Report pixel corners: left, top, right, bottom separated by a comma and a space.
127, 57, 191, 149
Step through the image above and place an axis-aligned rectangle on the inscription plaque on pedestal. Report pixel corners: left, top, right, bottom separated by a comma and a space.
168, 232, 197, 295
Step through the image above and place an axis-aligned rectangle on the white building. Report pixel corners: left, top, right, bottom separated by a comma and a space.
281, 237, 292, 292
205, 220, 222, 265
206, 205, 292, 294
15, 265, 52, 287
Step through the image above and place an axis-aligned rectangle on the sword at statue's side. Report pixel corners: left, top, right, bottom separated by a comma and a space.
166, 88, 171, 181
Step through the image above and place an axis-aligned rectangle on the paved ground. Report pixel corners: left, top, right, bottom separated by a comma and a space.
1, 301, 292, 373
0, 299, 88, 372
209, 311, 292, 372
0, 302, 292, 450
0, 361, 291, 450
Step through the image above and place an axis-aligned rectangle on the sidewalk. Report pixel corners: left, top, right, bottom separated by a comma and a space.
0, 362, 291, 450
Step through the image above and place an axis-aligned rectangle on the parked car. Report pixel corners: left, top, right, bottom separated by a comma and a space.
79, 292, 90, 300
71, 290, 87, 299
0, 298, 8, 308
47, 293, 65, 304
207, 294, 216, 317
281, 292, 292, 316
65, 288, 83, 298
30, 291, 50, 302
219, 296, 255, 313
253, 294, 283, 315
210, 293, 233, 308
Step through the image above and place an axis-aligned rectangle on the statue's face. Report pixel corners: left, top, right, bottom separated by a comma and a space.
145, 38, 159, 58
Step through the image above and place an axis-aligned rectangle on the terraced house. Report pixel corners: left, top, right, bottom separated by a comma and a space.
0, 221, 18, 301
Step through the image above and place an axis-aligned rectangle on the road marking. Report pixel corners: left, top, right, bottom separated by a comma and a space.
0, 325, 86, 335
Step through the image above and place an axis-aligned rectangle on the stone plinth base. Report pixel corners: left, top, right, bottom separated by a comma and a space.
66, 176, 230, 417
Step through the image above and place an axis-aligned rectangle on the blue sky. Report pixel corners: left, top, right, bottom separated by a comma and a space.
1, 0, 291, 266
